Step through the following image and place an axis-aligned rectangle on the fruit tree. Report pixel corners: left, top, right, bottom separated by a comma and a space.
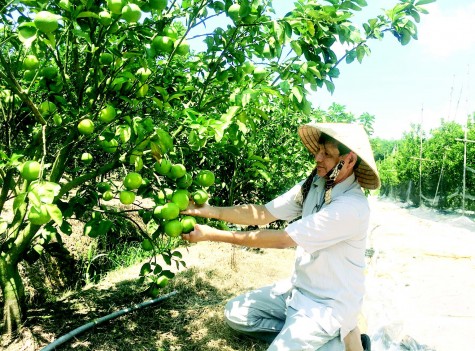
0, 0, 432, 337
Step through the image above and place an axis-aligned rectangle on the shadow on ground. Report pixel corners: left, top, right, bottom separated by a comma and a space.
16, 267, 268, 351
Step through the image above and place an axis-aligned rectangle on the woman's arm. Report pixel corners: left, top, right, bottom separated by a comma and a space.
181, 203, 279, 226
181, 224, 296, 249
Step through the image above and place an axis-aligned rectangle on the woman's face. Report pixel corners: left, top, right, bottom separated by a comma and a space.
314, 142, 342, 178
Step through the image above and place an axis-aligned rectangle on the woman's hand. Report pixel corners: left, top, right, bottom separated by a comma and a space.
181, 224, 220, 243
180, 202, 215, 219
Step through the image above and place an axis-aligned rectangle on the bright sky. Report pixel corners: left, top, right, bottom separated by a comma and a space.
308, 0, 475, 139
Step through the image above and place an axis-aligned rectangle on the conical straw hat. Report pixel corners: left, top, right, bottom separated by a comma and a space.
298, 122, 381, 190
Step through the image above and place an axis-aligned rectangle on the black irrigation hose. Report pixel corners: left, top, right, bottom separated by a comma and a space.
40, 290, 178, 351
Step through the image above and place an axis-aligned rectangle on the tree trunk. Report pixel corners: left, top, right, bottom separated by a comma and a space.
0, 256, 26, 338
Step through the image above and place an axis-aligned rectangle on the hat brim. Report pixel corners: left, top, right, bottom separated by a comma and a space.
298, 123, 381, 190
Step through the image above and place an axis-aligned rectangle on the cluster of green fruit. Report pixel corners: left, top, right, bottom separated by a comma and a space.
95, 171, 143, 205
152, 24, 190, 56
226, 2, 259, 25
151, 160, 215, 238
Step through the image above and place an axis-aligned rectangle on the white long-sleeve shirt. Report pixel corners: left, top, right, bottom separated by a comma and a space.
265, 173, 369, 339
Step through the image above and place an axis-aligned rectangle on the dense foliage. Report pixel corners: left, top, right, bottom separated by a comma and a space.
0, 0, 431, 337
376, 118, 475, 211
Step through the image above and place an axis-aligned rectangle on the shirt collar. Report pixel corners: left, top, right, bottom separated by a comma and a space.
313, 173, 357, 197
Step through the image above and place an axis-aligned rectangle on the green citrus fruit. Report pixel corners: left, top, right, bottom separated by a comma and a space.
164, 188, 173, 200
164, 219, 183, 237
23, 70, 36, 82
102, 190, 114, 201
242, 61, 255, 74
153, 204, 164, 219
119, 190, 136, 205
181, 216, 197, 233
149, 0, 167, 11
34, 11, 59, 33
169, 163, 186, 179
52, 113, 62, 126
20, 160, 41, 181
59, 0, 70, 11
99, 137, 118, 153
99, 52, 114, 65
123, 172, 143, 190
227, 4, 241, 22
174, 40, 190, 55
192, 189, 209, 205
141, 238, 153, 251
80, 152, 93, 164
253, 66, 267, 80
152, 36, 174, 54
107, 0, 124, 14
176, 172, 193, 189
28, 205, 51, 225
97, 182, 111, 193
196, 170, 215, 187
98, 104, 116, 123
163, 26, 178, 40
99, 10, 113, 26
156, 275, 169, 287
40, 66, 58, 79
122, 3, 142, 23
160, 202, 180, 220
171, 189, 189, 211
136, 67, 151, 82
77, 119, 95, 135
39, 101, 57, 116
23, 55, 40, 70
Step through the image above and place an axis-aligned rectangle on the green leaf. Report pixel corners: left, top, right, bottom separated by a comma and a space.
340, 1, 362, 11
291, 86, 303, 103
27, 190, 41, 207
324, 80, 335, 94
399, 28, 411, 45
283, 21, 292, 40
77, 11, 100, 19
45, 204, 63, 226
72, 29, 92, 45
29, 182, 60, 204
140, 263, 152, 276
222, 106, 240, 121
60, 221, 72, 236
17, 23, 37, 47
356, 45, 366, 63
84, 219, 113, 238
172, 250, 182, 258
415, 0, 436, 5
13, 193, 27, 213
279, 80, 291, 93
256, 169, 271, 182
0, 221, 8, 235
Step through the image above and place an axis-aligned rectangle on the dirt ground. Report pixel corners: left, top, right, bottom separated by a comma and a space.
363, 197, 475, 351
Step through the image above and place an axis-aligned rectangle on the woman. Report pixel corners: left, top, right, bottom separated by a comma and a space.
182, 122, 379, 351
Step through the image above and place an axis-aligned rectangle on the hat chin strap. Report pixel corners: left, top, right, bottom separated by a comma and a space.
324, 160, 345, 204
